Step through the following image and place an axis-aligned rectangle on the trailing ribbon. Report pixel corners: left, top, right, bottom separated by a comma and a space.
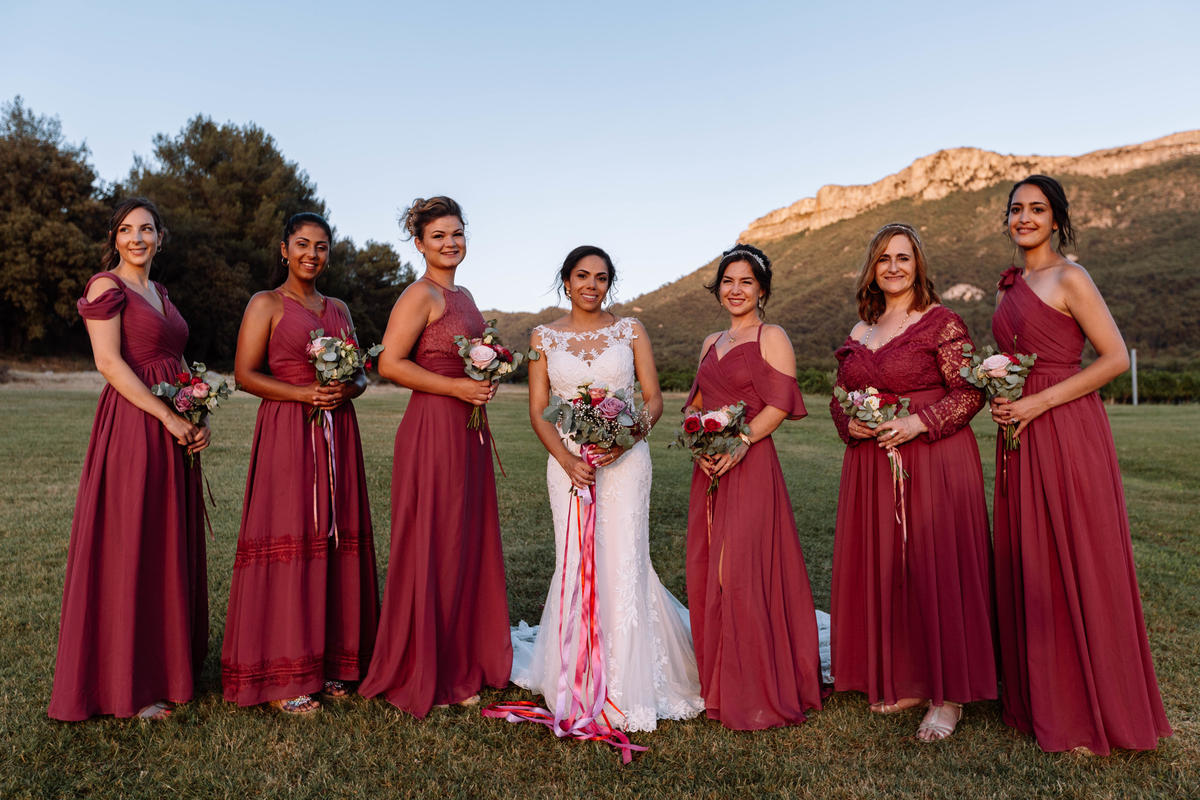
483, 444, 646, 764
887, 447, 908, 574
482, 407, 507, 478
310, 410, 340, 546
190, 455, 217, 541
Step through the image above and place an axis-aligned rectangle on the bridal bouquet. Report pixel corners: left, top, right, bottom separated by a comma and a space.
669, 402, 751, 494
307, 328, 383, 421
833, 386, 911, 481
151, 361, 235, 465
456, 319, 540, 430
960, 342, 1037, 450
542, 382, 648, 452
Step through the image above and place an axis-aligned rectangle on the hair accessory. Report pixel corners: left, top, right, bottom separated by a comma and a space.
874, 222, 923, 248
724, 247, 766, 270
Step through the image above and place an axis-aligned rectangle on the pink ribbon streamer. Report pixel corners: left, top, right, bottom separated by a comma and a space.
887, 447, 907, 574
310, 410, 340, 546
483, 444, 646, 764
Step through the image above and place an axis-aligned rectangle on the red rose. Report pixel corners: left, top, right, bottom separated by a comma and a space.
588, 387, 606, 405
176, 372, 191, 384
494, 345, 513, 363
364, 359, 373, 371
878, 392, 899, 406
702, 417, 723, 433
682, 414, 702, 434
347, 337, 358, 347
191, 376, 202, 385
1007, 354, 1020, 364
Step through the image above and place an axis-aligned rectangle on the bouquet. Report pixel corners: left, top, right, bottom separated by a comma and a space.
543, 382, 649, 454
960, 342, 1037, 450
151, 361, 235, 465
833, 386, 910, 481
455, 319, 540, 430
834, 385, 913, 567
669, 402, 751, 494
307, 328, 383, 419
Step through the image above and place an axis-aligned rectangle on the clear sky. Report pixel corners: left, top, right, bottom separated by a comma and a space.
3, 0, 1198, 311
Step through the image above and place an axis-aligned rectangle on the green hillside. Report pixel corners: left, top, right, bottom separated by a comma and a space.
489, 156, 1200, 387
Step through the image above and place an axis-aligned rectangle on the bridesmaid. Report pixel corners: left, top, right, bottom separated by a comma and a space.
220, 213, 380, 714
829, 222, 996, 741
990, 175, 1171, 754
684, 243, 822, 729
49, 198, 210, 721
359, 196, 512, 715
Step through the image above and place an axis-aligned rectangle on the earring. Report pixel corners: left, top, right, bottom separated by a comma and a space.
283, 257, 290, 267
867, 282, 882, 295
565, 289, 572, 299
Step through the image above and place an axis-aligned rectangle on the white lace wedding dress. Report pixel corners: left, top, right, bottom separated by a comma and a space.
510, 317, 705, 732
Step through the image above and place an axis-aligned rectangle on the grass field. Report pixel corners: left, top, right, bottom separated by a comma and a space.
0, 386, 1196, 799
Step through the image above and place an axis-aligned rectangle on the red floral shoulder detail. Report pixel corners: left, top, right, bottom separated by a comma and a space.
998, 266, 1022, 290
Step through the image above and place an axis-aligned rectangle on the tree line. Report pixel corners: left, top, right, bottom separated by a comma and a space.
0, 97, 414, 363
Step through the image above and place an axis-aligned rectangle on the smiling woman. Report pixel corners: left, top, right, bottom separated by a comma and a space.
48, 198, 211, 722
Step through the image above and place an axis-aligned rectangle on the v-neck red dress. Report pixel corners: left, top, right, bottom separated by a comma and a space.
829, 305, 997, 708
684, 327, 823, 729
49, 272, 208, 720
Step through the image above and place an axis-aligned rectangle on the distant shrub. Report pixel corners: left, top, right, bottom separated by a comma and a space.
796, 367, 835, 395
658, 368, 696, 393
1101, 368, 1200, 403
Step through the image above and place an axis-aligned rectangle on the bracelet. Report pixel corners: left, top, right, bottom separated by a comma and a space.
738, 433, 753, 447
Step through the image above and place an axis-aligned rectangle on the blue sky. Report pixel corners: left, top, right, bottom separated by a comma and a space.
3, 0, 1198, 311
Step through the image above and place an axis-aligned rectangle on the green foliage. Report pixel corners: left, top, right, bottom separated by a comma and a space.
0, 97, 107, 351
0, 388, 1196, 798
1102, 368, 1200, 403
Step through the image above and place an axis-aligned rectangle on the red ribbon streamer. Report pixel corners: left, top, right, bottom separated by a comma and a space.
888, 447, 908, 574
484, 444, 646, 764
310, 410, 340, 547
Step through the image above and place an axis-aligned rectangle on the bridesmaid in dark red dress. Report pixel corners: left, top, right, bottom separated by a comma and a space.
990, 175, 1171, 754
359, 196, 511, 715
829, 223, 996, 741
684, 244, 822, 730
49, 198, 210, 721
221, 213, 380, 714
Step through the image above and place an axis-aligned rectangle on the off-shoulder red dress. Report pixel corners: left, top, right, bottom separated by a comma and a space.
359, 282, 512, 716
220, 293, 380, 705
49, 273, 208, 721
992, 267, 1171, 753
684, 326, 823, 729
829, 306, 997, 708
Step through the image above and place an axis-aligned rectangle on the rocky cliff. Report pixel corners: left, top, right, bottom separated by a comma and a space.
740, 131, 1200, 242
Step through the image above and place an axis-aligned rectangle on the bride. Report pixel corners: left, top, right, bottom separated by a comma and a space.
510, 245, 704, 732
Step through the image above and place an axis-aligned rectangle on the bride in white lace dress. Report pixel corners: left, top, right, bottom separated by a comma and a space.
510, 246, 704, 732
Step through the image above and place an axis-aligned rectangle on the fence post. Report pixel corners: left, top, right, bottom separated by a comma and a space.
1131, 348, 1138, 406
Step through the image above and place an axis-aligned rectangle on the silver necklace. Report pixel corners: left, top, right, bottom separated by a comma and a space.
863, 309, 913, 348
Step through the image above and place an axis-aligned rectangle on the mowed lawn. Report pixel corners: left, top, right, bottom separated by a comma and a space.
0, 385, 1196, 800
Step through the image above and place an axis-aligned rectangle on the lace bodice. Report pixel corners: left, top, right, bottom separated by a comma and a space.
535, 317, 640, 399
830, 306, 984, 444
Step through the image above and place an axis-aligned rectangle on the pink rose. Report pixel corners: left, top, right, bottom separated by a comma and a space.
174, 386, 195, 412
469, 343, 497, 369
588, 386, 607, 405
308, 337, 335, 358
596, 396, 626, 420
981, 353, 1012, 378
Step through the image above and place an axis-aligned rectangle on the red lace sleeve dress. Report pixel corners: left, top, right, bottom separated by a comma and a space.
829, 305, 997, 709
48, 273, 208, 720
220, 293, 380, 705
684, 326, 823, 729
991, 267, 1171, 753
359, 281, 513, 715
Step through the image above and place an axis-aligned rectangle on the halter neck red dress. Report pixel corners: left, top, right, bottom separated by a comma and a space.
359, 281, 512, 715
684, 326, 823, 729
992, 267, 1171, 753
220, 292, 380, 705
829, 306, 997, 708
49, 272, 208, 720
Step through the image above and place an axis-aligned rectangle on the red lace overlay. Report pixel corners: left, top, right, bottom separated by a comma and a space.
232, 531, 366, 566
221, 646, 371, 692
830, 306, 984, 444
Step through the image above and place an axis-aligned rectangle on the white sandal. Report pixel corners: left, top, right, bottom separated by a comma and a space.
916, 702, 962, 741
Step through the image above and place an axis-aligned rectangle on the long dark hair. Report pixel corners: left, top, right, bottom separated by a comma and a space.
101, 197, 166, 270
1006, 174, 1076, 255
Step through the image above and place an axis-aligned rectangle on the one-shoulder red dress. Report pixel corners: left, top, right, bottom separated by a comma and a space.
220, 293, 380, 705
992, 267, 1171, 753
829, 306, 997, 708
359, 282, 512, 715
49, 272, 208, 721
684, 326, 823, 729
